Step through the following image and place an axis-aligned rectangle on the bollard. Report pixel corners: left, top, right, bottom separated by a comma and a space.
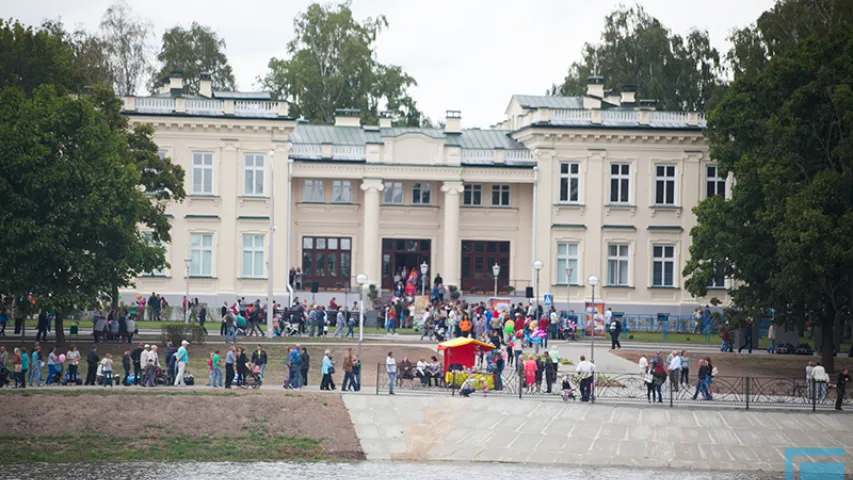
375, 363, 380, 395
669, 374, 673, 408
812, 378, 817, 412
518, 368, 523, 399
745, 377, 750, 410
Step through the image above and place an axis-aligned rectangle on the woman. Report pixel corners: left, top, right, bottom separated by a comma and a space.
29, 346, 42, 387
428, 356, 442, 387
680, 351, 690, 387
534, 354, 544, 393
12, 348, 23, 388
236, 347, 248, 386
46, 346, 58, 385
644, 359, 655, 403
125, 314, 136, 344
352, 354, 362, 391
66, 345, 80, 382
704, 357, 715, 400
399, 357, 414, 388
544, 352, 557, 394
300, 347, 310, 387
320, 350, 335, 390
416, 358, 428, 386
101, 354, 113, 387
523, 355, 537, 394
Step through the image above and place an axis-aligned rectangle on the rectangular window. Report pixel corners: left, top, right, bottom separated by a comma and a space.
654, 165, 676, 206
192, 152, 214, 194
559, 162, 580, 203
142, 232, 168, 276
463, 184, 482, 206
302, 236, 352, 287
303, 180, 324, 202
708, 264, 726, 288
610, 163, 631, 204
243, 154, 265, 196
383, 182, 403, 204
706, 165, 726, 198
491, 185, 510, 207
607, 244, 629, 286
412, 183, 431, 204
157, 150, 168, 160
652, 245, 675, 287
189, 233, 213, 277
332, 180, 352, 203
555, 243, 579, 285
241, 234, 265, 278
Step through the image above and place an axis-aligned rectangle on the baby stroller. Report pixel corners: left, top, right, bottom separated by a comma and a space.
282, 321, 300, 337
433, 327, 447, 342
561, 375, 576, 401
239, 362, 262, 389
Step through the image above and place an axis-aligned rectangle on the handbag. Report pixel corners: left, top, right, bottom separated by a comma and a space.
644, 372, 654, 384
327, 366, 335, 375
711, 367, 719, 376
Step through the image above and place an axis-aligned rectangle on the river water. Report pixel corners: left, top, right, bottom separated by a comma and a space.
6, 461, 780, 479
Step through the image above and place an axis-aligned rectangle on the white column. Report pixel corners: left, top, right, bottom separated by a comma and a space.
441, 181, 464, 288
360, 179, 384, 288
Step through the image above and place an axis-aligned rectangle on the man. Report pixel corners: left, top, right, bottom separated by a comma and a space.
85, 345, 99, 386
0, 345, 8, 387
173, 340, 189, 386
638, 352, 649, 375
198, 304, 208, 335
335, 307, 345, 338
836, 369, 850, 411
691, 359, 710, 400
287, 345, 303, 389
575, 355, 595, 402
130, 343, 144, 385
342, 348, 355, 392
386, 351, 397, 395
738, 319, 754, 354
35, 309, 49, 342
329, 297, 339, 311
225, 346, 236, 389
605, 308, 613, 328
667, 349, 681, 392
251, 344, 267, 377
165, 342, 177, 383
148, 293, 157, 321
609, 315, 622, 349
224, 310, 237, 344
767, 323, 776, 354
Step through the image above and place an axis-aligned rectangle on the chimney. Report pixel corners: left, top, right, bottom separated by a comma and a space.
158, 75, 170, 94
604, 89, 620, 105
639, 99, 658, 110
168, 71, 184, 97
620, 84, 637, 105
586, 75, 605, 98
199, 72, 212, 98
379, 111, 393, 129
334, 108, 361, 127
445, 110, 462, 134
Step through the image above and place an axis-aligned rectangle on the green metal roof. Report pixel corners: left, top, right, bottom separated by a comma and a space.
512, 95, 584, 109
289, 125, 527, 151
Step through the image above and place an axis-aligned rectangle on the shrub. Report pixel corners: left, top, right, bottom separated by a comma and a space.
160, 324, 207, 345
448, 285, 461, 300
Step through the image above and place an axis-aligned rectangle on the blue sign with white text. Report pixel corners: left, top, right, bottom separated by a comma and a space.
785, 447, 844, 480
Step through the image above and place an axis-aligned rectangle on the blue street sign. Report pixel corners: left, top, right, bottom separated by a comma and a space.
543, 294, 553, 307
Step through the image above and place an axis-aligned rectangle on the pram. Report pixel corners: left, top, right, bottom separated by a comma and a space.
281, 321, 300, 337
239, 362, 262, 389
560, 375, 576, 401
141, 365, 168, 386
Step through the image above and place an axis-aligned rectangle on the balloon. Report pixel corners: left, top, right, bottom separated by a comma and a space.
136, 294, 142, 300
504, 321, 514, 334
515, 330, 523, 339
529, 321, 537, 330
59, 354, 66, 363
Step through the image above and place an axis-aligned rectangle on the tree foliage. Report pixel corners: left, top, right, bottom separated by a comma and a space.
99, 0, 154, 96
260, 1, 423, 126
552, 5, 723, 111
152, 22, 236, 95
0, 19, 83, 95
685, 24, 853, 372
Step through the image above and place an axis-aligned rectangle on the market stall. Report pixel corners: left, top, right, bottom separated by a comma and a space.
437, 337, 498, 388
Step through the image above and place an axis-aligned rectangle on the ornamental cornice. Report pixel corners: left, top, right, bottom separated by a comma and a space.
521, 128, 709, 148
126, 116, 296, 137
292, 162, 535, 183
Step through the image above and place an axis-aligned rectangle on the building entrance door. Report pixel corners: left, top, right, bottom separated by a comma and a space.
381, 239, 431, 291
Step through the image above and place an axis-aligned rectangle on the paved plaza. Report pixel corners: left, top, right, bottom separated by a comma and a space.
343, 394, 853, 474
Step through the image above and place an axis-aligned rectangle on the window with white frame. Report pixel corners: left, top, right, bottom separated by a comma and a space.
491, 184, 510, 207
706, 165, 726, 198
463, 184, 482, 206
708, 263, 726, 288
654, 165, 676, 206
192, 152, 214, 194
243, 154, 265, 196
241, 234, 265, 278
332, 180, 352, 203
189, 233, 213, 276
303, 179, 324, 202
607, 244, 629, 286
556, 243, 579, 285
412, 183, 431, 204
652, 245, 675, 287
559, 162, 580, 203
610, 163, 631, 204
383, 182, 403, 204
142, 232, 168, 276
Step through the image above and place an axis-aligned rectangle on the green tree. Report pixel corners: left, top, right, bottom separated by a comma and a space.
552, 5, 723, 111
100, 1, 154, 96
152, 22, 236, 95
260, 1, 423, 126
0, 19, 82, 95
684, 24, 853, 372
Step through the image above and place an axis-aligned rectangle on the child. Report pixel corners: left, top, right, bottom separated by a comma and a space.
523, 355, 537, 394
101, 354, 113, 387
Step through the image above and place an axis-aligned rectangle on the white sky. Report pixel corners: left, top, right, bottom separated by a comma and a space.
6, 0, 775, 127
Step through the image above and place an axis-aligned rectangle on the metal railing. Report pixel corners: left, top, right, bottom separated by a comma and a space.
504, 150, 533, 161
185, 99, 224, 113
234, 100, 278, 116
332, 145, 366, 160
552, 109, 592, 122
135, 97, 175, 112
461, 149, 494, 161
375, 366, 850, 411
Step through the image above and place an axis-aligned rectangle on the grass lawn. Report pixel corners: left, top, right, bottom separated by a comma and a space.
24, 319, 402, 335
618, 331, 852, 351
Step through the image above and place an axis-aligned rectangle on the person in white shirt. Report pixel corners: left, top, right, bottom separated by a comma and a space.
667, 349, 682, 392
575, 355, 595, 401
811, 361, 829, 402
605, 308, 613, 326
638, 353, 649, 375
386, 352, 397, 395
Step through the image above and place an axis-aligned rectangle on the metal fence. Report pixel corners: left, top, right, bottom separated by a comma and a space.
375, 365, 851, 411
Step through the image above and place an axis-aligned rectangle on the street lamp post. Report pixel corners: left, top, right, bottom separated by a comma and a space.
267, 149, 275, 338
492, 263, 500, 297
588, 275, 599, 363
533, 260, 543, 317
356, 273, 367, 358
420, 262, 428, 297
566, 266, 573, 319
184, 257, 192, 324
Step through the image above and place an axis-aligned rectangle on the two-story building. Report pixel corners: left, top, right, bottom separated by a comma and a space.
122, 73, 729, 315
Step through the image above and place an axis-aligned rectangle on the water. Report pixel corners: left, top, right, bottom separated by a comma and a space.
5, 461, 780, 480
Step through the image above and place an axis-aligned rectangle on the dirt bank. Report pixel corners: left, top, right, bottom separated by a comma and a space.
0, 391, 363, 463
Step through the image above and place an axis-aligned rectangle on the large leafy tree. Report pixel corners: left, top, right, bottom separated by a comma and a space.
99, 1, 154, 96
152, 22, 236, 95
261, 1, 423, 126
684, 24, 853, 372
552, 5, 723, 111
0, 19, 83, 95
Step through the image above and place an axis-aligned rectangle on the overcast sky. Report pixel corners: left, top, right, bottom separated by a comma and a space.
9, 0, 775, 127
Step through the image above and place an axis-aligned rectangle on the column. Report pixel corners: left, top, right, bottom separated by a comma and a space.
441, 181, 464, 288
360, 179, 384, 288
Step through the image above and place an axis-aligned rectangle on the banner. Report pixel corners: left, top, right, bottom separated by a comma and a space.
585, 302, 606, 337
413, 295, 431, 316
488, 297, 512, 312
